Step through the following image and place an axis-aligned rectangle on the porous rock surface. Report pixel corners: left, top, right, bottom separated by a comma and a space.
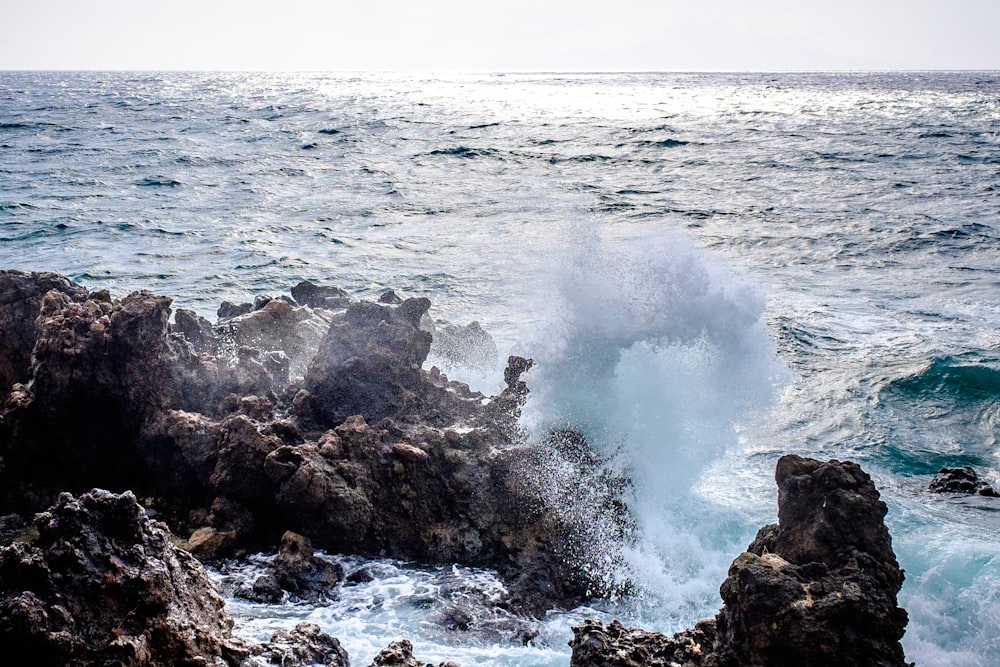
570, 455, 910, 667
928, 465, 999, 497
0, 269, 623, 613
367, 639, 460, 667
0, 488, 349, 666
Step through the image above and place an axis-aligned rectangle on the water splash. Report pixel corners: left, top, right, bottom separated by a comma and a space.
519, 223, 788, 622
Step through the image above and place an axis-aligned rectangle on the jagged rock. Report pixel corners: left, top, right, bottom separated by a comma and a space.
173, 307, 218, 355
0, 269, 88, 393
379, 289, 403, 305
241, 531, 343, 602
298, 298, 436, 425
368, 639, 460, 667
570, 619, 714, 667
290, 280, 350, 310
928, 465, 999, 497
218, 300, 253, 320
570, 455, 910, 667
0, 489, 249, 666
430, 320, 498, 372
214, 299, 332, 380
0, 288, 218, 512
242, 622, 349, 667
211, 415, 284, 507
0, 272, 625, 616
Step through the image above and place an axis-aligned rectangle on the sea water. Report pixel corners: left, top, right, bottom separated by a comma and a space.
2, 71, 999, 665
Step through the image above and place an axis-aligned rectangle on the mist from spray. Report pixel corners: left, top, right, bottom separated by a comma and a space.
520, 224, 788, 626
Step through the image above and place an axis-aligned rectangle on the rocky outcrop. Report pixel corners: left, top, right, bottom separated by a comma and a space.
928, 465, 999, 497
0, 270, 621, 614
238, 531, 344, 603
0, 489, 353, 666
0, 270, 89, 394
297, 297, 464, 426
0, 488, 248, 666
368, 639, 460, 667
570, 455, 910, 667
570, 619, 714, 667
244, 622, 349, 667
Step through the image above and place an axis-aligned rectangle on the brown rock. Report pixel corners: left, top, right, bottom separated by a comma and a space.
368, 639, 460, 667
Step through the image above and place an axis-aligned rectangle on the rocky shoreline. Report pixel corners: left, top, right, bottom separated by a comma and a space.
0, 270, 914, 665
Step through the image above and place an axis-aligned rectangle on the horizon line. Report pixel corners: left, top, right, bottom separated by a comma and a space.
3, 67, 999, 74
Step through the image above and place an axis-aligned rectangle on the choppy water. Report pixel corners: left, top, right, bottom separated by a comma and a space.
2, 71, 999, 666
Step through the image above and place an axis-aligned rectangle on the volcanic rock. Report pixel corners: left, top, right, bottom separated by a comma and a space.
241, 531, 343, 603
243, 622, 349, 667
297, 298, 436, 425
368, 639, 460, 667
0, 489, 248, 666
928, 465, 999, 497
0, 269, 87, 393
290, 279, 350, 310
570, 619, 714, 667
0, 271, 627, 615
570, 455, 910, 667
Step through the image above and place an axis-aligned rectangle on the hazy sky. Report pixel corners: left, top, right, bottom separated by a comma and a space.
2, 0, 999, 71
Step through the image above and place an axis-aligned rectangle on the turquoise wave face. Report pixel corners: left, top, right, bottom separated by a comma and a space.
871, 356, 1000, 475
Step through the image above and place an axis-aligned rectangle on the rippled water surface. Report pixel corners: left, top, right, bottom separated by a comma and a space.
2, 71, 999, 665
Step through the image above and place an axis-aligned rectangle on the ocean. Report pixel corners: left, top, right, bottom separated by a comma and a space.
1, 70, 998, 665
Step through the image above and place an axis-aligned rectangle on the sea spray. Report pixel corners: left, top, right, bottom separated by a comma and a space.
519, 224, 788, 625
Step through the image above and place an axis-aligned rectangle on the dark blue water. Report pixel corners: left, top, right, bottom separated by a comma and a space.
2, 71, 999, 665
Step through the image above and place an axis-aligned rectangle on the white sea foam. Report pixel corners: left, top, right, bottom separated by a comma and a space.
515, 223, 787, 625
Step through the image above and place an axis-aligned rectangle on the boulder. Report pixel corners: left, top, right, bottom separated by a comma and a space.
570, 619, 713, 667
241, 531, 343, 603
0, 489, 248, 666
570, 455, 910, 667
290, 280, 350, 310
243, 622, 349, 667
928, 465, 999, 497
368, 639, 460, 667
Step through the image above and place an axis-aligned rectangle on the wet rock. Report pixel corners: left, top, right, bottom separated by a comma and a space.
570, 455, 910, 667
243, 622, 349, 667
570, 619, 714, 667
290, 280, 350, 309
211, 415, 284, 506
346, 567, 375, 584
215, 299, 331, 380
0, 288, 218, 512
0, 272, 625, 616
379, 289, 403, 305
928, 465, 999, 497
188, 525, 240, 560
713, 455, 909, 666
430, 320, 498, 372
0, 489, 249, 666
299, 298, 435, 426
218, 300, 253, 320
244, 531, 343, 602
173, 307, 218, 355
368, 639, 460, 667
0, 269, 88, 393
